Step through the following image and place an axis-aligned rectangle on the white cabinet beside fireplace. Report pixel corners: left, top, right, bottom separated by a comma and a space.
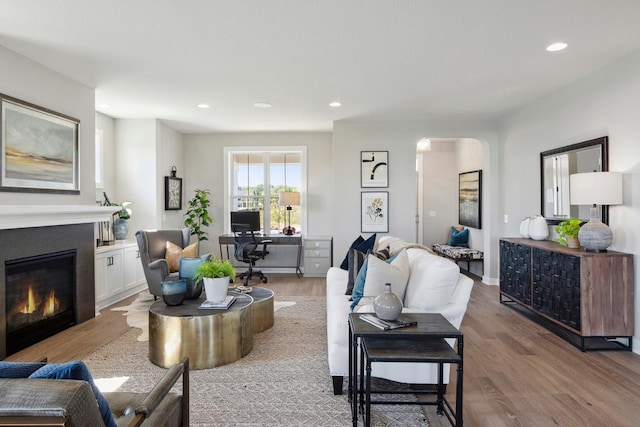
95, 240, 146, 311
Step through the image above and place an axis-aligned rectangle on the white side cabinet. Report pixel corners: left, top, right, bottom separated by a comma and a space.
303, 236, 333, 277
95, 240, 147, 311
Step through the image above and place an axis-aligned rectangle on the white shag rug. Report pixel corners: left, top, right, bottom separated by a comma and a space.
112, 291, 297, 342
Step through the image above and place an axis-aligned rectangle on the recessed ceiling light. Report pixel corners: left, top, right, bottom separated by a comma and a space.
253, 102, 273, 108
329, 101, 342, 107
546, 42, 567, 52
197, 103, 210, 109
97, 103, 111, 109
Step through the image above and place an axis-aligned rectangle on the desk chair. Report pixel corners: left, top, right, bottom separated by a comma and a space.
231, 223, 271, 285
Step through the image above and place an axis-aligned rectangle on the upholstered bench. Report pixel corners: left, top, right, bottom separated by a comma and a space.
432, 243, 484, 275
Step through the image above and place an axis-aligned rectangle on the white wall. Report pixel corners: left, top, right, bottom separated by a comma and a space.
96, 112, 115, 203
422, 141, 458, 246
332, 120, 499, 281
158, 123, 185, 229
498, 48, 640, 351
114, 119, 159, 237
183, 132, 333, 258
0, 45, 96, 206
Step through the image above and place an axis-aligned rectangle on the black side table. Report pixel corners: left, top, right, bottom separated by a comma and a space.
348, 313, 463, 427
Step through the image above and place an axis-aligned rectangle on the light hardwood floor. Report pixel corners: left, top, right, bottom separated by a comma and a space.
7, 273, 640, 426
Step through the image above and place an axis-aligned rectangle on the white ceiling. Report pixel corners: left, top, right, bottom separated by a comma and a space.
2, 0, 640, 134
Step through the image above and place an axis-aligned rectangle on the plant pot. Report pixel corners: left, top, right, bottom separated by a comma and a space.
203, 277, 230, 303
566, 235, 580, 249
113, 218, 129, 240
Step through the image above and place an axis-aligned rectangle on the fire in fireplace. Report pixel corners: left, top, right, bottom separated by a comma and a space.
5, 249, 77, 356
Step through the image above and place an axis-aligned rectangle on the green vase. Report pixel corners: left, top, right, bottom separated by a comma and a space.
113, 218, 129, 240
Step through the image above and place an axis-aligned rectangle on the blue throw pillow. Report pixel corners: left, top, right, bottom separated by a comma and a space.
339, 235, 365, 270
0, 361, 46, 378
449, 227, 469, 247
29, 361, 117, 427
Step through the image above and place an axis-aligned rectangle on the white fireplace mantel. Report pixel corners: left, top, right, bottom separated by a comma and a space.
0, 205, 119, 230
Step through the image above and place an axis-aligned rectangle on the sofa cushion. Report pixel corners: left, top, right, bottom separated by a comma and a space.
339, 234, 376, 270
448, 226, 469, 247
165, 241, 197, 272
404, 249, 460, 311
0, 362, 46, 378
29, 361, 117, 427
345, 248, 367, 295
350, 249, 409, 310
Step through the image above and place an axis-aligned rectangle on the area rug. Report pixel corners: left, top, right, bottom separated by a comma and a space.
112, 291, 298, 342
90, 296, 426, 426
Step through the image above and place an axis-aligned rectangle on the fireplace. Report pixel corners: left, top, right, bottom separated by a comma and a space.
0, 219, 99, 359
5, 250, 77, 356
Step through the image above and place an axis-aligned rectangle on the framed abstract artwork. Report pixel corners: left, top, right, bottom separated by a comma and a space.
361, 191, 389, 233
0, 94, 80, 193
360, 151, 388, 187
459, 170, 482, 229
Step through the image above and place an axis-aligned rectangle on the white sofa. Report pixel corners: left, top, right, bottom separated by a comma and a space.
326, 236, 474, 395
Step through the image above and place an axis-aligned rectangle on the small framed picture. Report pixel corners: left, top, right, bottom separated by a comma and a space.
361, 191, 389, 233
165, 176, 183, 210
361, 151, 388, 187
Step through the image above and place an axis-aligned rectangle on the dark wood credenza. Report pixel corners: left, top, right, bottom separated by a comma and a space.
499, 238, 634, 351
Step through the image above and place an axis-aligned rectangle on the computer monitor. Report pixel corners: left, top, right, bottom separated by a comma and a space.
230, 210, 261, 232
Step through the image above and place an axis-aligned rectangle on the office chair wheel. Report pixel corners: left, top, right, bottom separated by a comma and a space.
261, 277, 268, 283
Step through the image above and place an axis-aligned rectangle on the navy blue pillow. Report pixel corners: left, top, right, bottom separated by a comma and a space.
449, 227, 469, 247
0, 361, 46, 378
339, 235, 365, 270
342, 233, 377, 269
29, 361, 117, 427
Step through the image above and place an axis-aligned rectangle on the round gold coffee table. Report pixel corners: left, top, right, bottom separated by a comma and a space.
148, 292, 253, 370
248, 287, 275, 333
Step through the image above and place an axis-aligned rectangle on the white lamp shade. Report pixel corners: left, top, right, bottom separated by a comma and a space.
570, 172, 622, 206
279, 191, 300, 206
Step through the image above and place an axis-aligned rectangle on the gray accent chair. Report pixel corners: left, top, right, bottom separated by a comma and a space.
135, 228, 209, 298
0, 357, 189, 427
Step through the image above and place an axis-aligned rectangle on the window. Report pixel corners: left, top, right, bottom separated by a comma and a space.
225, 147, 306, 235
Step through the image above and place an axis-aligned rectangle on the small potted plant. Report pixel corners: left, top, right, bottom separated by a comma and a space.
193, 259, 236, 302
553, 218, 582, 248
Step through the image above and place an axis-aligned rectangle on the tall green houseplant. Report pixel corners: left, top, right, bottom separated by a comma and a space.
184, 189, 213, 255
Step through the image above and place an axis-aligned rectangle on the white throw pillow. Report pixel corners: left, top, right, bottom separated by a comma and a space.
404, 250, 460, 311
355, 248, 410, 308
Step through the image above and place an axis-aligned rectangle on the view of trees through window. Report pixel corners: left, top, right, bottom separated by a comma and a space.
231, 151, 302, 234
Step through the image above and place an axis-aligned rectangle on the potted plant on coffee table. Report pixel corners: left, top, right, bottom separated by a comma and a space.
553, 218, 582, 248
193, 259, 236, 302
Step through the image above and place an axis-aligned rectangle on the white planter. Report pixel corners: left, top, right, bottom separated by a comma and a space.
528, 215, 549, 241
203, 277, 230, 302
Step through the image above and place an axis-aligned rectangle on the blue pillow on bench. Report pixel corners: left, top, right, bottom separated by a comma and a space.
29, 361, 117, 427
448, 226, 469, 247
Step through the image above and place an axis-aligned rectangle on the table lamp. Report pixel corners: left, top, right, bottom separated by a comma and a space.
569, 171, 622, 252
279, 191, 300, 235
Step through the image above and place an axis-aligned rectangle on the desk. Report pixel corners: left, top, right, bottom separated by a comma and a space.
219, 234, 302, 277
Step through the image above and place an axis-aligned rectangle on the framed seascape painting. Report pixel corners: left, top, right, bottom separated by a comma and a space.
361, 151, 388, 187
459, 170, 482, 229
361, 191, 389, 233
0, 95, 80, 193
